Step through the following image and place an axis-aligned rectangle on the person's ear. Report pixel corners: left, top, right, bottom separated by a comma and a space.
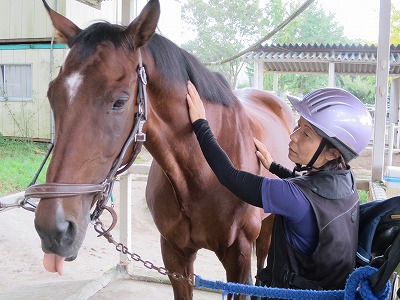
325, 148, 341, 161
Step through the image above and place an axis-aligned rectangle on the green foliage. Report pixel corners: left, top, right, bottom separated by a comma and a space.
358, 190, 369, 204
391, 4, 400, 46
336, 76, 376, 105
182, 0, 351, 90
0, 136, 50, 196
262, 1, 351, 45
0, 136, 149, 196
182, 0, 264, 86
278, 74, 328, 96
182, 1, 400, 98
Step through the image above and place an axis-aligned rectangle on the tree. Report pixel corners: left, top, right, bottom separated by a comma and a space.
182, 0, 350, 90
391, 4, 400, 46
261, 1, 351, 45
259, 1, 351, 96
336, 76, 376, 105
182, 0, 264, 87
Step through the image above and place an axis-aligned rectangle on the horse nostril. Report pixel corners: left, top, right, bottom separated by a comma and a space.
63, 221, 76, 245
35, 219, 77, 249
54, 220, 77, 246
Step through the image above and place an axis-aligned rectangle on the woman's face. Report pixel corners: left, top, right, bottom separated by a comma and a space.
288, 117, 328, 168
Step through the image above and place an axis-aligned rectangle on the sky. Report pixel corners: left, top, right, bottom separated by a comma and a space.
318, 0, 400, 43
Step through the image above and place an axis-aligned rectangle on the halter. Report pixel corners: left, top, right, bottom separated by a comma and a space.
23, 49, 149, 233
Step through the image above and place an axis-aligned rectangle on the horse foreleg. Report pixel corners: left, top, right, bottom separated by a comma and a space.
250, 215, 274, 300
160, 236, 197, 300
218, 235, 253, 300
255, 215, 274, 285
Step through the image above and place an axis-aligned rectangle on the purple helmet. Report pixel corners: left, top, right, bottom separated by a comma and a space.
287, 88, 373, 162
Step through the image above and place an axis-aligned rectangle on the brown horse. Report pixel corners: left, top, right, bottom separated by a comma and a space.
30, 0, 294, 298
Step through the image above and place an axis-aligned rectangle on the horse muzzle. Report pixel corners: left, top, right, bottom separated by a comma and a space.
34, 196, 91, 259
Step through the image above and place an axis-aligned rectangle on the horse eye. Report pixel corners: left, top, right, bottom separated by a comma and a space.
111, 98, 128, 111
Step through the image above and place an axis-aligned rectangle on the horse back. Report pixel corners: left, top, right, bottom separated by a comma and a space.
234, 88, 294, 134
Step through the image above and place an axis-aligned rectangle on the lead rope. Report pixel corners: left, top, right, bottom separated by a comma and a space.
94, 215, 391, 300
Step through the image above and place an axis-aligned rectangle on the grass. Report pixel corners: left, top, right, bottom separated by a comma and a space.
0, 135, 149, 197
358, 190, 369, 204
0, 135, 50, 197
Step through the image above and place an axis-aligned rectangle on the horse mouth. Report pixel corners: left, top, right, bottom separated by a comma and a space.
43, 252, 77, 275
66, 255, 77, 261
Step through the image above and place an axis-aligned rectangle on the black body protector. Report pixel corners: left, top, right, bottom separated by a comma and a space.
258, 169, 360, 290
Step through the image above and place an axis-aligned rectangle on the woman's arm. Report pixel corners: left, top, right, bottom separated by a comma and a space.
269, 162, 295, 179
193, 119, 264, 208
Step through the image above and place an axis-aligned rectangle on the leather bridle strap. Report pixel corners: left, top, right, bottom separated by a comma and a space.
25, 183, 104, 199
23, 49, 148, 222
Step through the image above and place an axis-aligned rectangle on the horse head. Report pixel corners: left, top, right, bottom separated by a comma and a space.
31, 0, 160, 274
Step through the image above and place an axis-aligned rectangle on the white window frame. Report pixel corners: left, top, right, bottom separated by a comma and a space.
0, 64, 32, 102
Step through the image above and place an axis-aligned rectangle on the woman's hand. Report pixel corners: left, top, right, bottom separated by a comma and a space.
254, 138, 274, 170
187, 81, 206, 123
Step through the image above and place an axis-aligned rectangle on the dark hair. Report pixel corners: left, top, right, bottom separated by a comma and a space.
320, 140, 347, 171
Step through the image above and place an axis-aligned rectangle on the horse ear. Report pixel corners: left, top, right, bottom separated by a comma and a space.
124, 0, 160, 48
42, 0, 81, 47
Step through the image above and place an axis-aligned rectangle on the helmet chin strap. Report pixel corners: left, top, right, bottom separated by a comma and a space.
293, 139, 328, 173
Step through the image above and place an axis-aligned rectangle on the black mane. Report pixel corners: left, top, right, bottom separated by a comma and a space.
70, 22, 235, 107
70, 21, 127, 61
147, 34, 235, 107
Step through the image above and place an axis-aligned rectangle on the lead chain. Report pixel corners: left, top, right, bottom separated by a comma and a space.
93, 220, 195, 286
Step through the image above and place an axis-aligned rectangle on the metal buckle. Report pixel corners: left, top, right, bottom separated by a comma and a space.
135, 120, 146, 142
135, 133, 146, 142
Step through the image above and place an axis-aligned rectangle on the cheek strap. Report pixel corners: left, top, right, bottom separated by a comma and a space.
294, 138, 328, 173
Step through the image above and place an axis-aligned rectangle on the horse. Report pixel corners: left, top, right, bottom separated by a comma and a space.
29, 0, 294, 298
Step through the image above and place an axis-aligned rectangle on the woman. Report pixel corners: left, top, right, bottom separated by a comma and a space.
186, 82, 373, 290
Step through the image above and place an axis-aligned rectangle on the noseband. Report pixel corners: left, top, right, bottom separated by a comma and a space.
23, 49, 149, 233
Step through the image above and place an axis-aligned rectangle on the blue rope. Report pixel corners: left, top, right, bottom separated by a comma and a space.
344, 266, 391, 300
195, 276, 343, 299
194, 266, 391, 300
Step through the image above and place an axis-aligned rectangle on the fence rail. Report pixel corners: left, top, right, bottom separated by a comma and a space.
387, 123, 400, 167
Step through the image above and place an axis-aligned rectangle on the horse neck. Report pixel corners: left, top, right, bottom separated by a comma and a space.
144, 85, 249, 179
144, 83, 196, 172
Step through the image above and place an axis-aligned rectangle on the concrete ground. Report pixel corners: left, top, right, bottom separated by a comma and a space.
0, 164, 235, 300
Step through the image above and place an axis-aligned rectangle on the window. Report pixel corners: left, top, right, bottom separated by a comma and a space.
0, 64, 32, 101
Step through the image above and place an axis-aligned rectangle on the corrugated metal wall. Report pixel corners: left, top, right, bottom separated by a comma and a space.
0, 0, 118, 140
0, 0, 56, 39
0, 47, 68, 140
0, 0, 180, 140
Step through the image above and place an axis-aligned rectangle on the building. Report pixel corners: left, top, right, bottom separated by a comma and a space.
0, 0, 181, 140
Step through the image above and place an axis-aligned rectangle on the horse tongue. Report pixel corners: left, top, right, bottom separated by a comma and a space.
43, 253, 66, 275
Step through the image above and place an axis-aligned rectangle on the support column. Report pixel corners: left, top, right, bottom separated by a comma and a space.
119, 173, 132, 265
390, 77, 400, 148
372, 0, 391, 181
253, 61, 264, 90
328, 62, 335, 87
120, 0, 137, 25
273, 72, 279, 94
